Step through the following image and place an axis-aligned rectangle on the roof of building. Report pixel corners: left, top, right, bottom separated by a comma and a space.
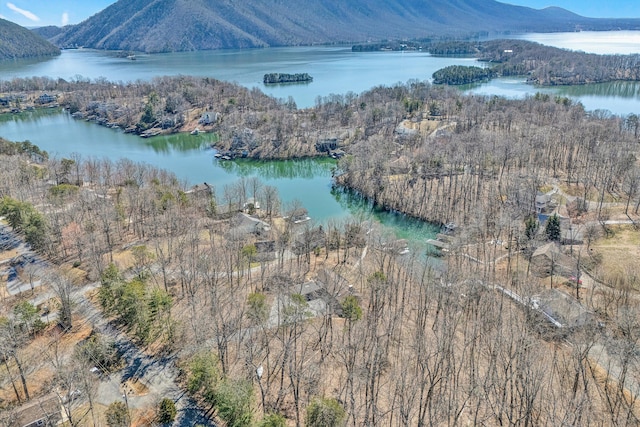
532, 288, 593, 328
9, 395, 61, 427
530, 242, 576, 277
535, 193, 551, 204
185, 182, 212, 195
532, 242, 559, 258
230, 212, 271, 235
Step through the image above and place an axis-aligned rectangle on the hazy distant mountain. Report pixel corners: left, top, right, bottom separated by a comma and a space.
0, 19, 60, 60
51, 0, 640, 53
32, 25, 66, 40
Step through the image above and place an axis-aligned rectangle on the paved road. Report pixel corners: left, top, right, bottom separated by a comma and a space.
1, 223, 49, 296
1, 222, 215, 426
72, 281, 216, 425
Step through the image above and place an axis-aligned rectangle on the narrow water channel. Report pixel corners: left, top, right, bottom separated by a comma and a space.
0, 109, 440, 250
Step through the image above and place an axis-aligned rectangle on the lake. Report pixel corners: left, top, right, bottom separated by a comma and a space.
1, 31, 639, 113
467, 31, 640, 114
1, 31, 639, 248
511, 31, 640, 55
0, 109, 441, 246
0, 47, 478, 109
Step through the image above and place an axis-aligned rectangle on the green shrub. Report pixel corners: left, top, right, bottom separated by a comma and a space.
105, 401, 130, 427
157, 398, 177, 424
259, 413, 287, 427
214, 379, 253, 427
305, 397, 346, 427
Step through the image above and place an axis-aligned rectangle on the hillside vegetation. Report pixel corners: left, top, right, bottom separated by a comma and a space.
50, 0, 640, 52
31, 25, 66, 40
2, 79, 640, 425
0, 19, 60, 60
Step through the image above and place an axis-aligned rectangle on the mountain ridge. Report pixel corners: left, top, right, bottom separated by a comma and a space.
0, 19, 60, 60
49, 0, 640, 53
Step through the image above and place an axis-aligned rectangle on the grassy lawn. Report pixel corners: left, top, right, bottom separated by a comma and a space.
590, 225, 640, 288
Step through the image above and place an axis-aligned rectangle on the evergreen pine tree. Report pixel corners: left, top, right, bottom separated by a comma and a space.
545, 214, 561, 241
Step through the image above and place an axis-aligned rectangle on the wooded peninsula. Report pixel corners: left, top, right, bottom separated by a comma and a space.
430, 39, 640, 85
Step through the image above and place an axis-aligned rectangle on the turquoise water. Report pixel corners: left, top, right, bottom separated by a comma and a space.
0, 109, 439, 246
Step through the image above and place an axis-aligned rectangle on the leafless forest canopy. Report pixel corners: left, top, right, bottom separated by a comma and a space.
1, 75, 640, 426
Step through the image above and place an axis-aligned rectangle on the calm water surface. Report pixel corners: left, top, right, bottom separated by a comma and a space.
513, 31, 640, 55
2, 32, 639, 112
1, 31, 639, 245
0, 110, 440, 245
0, 47, 477, 109
465, 78, 640, 116
467, 31, 640, 113
0, 110, 339, 217
0, 37, 640, 115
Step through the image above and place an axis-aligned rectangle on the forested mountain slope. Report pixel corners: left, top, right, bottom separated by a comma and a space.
31, 25, 66, 40
0, 19, 60, 60
51, 0, 640, 53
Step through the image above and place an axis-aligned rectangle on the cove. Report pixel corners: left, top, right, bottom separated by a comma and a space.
464, 77, 640, 116
0, 109, 439, 247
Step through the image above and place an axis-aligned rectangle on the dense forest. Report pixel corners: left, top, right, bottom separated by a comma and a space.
0, 19, 60, 61
337, 87, 639, 226
0, 75, 395, 158
481, 39, 640, 85
1, 98, 640, 425
432, 65, 495, 85
3, 75, 640, 227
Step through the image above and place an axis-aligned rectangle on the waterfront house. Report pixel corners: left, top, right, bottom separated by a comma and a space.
287, 208, 310, 224
330, 149, 345, 159
230, 212, 271, 236
185, 182, 213, 198
315, 138, 338, 153
243, 197, 261, 212
37, 93, 56, 104
535, 192, 551, 213
199, 112, 219, 125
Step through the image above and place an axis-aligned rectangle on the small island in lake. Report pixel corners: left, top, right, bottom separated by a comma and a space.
432, 65, 495, 85
263, 73, 313, 84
